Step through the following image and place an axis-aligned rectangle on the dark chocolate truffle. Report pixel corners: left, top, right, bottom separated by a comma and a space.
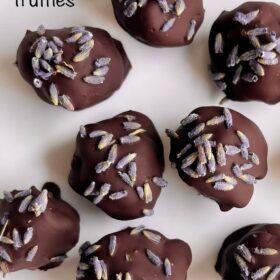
16, 25, 131, 111
216, 224, 280, 280
77, 226, 192, 279
209, 2, 280, 104
0, 182, 80, 274
111, 0, 204, 47
68, 111, 166, 220
167, 106, 268, 211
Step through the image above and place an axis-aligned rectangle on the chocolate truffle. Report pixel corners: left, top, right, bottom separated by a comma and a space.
209, 2, 280, 104
167, 106, 268, 211
68, 110, 166, 220
77, 226, 192, 279
0, 182, 80, 274
16, 25, 131, 111
111, 0, 204, 47
216, 224, 280, 280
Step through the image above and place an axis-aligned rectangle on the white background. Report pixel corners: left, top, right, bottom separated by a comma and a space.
0, 0, 280, 279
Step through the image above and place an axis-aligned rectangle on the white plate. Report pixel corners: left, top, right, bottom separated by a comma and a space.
0, 0, 280, 279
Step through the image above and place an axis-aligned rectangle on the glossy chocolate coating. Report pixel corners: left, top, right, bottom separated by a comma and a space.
0, 183, 80, 273
68, 111, 165, 220
111, 0, 204, 47
77, 227, 192, 279
168, 106, 268, 211
16, 26, 131, 111
216, 224, 280, 280
209, 2, 280, 104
